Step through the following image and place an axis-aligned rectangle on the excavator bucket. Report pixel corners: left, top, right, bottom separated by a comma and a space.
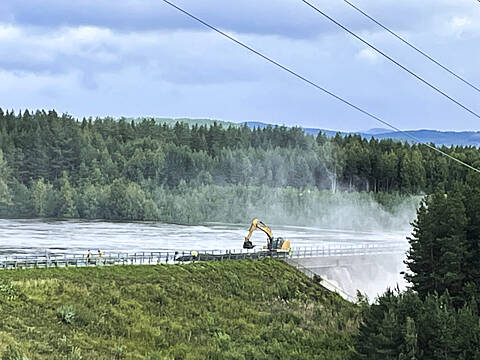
243, 240, 255, 249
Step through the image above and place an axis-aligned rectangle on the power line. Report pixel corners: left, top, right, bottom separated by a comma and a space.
302, 0, 480, 121
342, 0, 480, 95
160, 0, 480, 174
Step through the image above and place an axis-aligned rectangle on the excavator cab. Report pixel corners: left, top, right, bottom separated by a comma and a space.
243, 218, 291, 252
267, 237, 290, 252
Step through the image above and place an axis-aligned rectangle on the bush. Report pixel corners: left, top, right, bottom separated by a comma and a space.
57, 305, 76, 325
0, 283, 23, 302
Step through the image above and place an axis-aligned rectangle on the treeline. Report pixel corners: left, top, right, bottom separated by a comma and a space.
0, 109, 478, 194
0, 168, 417, 229
354, 180, 480, 359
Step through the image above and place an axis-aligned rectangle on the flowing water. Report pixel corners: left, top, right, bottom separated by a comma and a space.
0, 218, 409, 257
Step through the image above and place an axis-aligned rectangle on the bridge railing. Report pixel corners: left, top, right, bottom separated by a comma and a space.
0, 243, 406, 269
291, 243, 406, 258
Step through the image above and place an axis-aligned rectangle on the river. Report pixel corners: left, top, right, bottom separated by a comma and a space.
0, 218, 409, 257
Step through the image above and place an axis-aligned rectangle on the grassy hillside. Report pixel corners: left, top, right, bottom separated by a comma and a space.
0, 260, 358, 359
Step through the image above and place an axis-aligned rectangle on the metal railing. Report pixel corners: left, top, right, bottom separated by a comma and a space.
291, 243, 406, 258
0, 243, 406, 270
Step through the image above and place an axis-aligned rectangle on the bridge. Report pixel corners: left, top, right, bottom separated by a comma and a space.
0, 243, 407, 301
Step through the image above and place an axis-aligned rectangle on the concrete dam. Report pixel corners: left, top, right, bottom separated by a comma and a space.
287, 251, 407, 301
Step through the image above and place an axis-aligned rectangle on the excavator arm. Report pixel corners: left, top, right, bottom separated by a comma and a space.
243, 218, 291, 252
243, 218, 273, 249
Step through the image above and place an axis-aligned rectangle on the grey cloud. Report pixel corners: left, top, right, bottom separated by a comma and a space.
0, 27, 267, 85
2, 0, 476, 38
0, 1, 479, 131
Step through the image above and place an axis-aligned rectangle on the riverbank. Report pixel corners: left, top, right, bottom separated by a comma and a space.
0, 259, 358, 359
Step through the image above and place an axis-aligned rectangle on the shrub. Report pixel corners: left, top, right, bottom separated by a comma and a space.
57, 305, 76, 325
0, 283, 24, 302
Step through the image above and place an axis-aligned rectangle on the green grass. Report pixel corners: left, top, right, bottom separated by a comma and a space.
0, 260, 358, 359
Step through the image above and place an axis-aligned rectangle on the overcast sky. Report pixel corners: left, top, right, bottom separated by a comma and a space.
0, 0, 479, 131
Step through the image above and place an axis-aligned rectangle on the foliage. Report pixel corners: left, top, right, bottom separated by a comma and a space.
0, 150, 12, 208
354, 180, 480, 359
56, 305, 76, 325
0, 282, 24, 302
354, 289, 480, 360
0, 260, 358, 359
0, 109, 420, 225
1, 178, 419, 229
406, 183, 480, 306
0, 109, 478, 222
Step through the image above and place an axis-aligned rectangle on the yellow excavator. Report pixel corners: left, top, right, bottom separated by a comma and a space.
243, 218, 291, 252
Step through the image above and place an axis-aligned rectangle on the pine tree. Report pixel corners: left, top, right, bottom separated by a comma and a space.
376, 309, 403, 359
417, 293, 456, 359
462, 177, 480, 300
406, 189, 467, 302
399, 317, 418, 360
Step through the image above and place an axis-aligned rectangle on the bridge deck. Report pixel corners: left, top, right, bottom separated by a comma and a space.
0, 244, 406, 270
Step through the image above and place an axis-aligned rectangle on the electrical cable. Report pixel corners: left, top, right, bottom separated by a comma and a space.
302, 0, 480, 121
160, 0, 480, 174
341, 0, 480, 95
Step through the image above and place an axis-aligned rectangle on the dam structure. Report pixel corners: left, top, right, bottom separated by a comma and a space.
0, 243, 406, 301
286, 250, 407, 301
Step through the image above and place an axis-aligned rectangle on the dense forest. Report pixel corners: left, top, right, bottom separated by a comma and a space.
0, 109, 478, 223
354, 180, 480, 359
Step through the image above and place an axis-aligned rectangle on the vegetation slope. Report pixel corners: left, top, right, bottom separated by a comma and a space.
0, 259, 358, 360
354, 181, 480, 359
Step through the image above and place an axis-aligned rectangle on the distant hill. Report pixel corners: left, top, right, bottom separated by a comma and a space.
369, 130, 480, 147
131, 118, 480, 147
244, 121, 480, 147
364, 128, 391, 135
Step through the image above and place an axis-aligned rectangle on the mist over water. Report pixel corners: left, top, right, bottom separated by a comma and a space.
234, 190, 421, 233
173, 185, 422, 234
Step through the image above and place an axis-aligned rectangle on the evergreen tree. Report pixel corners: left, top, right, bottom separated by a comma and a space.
399, 317, 418, 360
376, 309, 403, 359
461, 177, 480, 299
405, 189, 467, 303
